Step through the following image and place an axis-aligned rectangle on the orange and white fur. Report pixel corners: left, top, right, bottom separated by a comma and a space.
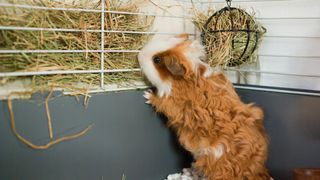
138, 34, 271, 180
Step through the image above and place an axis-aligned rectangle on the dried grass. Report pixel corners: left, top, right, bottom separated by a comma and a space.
0, 0, 153, 95
192, 7, 266, 68
7, 98, 93, 149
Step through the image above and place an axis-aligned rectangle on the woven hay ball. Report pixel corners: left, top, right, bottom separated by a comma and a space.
201, 6, 266, 67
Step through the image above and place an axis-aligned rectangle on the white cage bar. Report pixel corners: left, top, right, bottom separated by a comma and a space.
100, 0, 105, 89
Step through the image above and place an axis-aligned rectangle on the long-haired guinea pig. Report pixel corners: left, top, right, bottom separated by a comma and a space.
138, 34, 271, 180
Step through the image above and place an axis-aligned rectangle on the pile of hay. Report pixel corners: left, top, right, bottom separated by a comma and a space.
0, 0, 153, 95
192, 7, 266, 68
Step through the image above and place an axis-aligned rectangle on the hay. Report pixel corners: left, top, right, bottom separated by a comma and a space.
45, 91, 54, 139
192, 7, 266, 68
0, 0, 153, 95
7, 98, 93, 149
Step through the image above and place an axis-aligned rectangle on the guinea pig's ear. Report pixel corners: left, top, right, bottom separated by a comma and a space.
163, 55, 186, 76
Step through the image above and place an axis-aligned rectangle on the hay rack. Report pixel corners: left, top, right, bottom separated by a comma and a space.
201, 0, 266, 67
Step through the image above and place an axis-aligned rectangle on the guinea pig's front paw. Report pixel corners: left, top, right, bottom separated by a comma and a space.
143, 89, 153, 104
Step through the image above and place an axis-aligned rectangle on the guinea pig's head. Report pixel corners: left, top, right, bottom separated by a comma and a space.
138, 34, 211, 97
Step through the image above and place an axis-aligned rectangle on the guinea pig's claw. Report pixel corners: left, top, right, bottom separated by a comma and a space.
143, 90, 152, 104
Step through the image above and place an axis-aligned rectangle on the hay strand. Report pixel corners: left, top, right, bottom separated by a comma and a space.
7, 99, 93, 149
45, 91, 53, 139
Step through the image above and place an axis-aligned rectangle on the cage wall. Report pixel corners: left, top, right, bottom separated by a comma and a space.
0, 0, 320, 180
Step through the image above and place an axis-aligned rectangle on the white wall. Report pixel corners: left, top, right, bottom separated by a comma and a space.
1, 0, 319, 92
145, 0, 320, 91
201, 0, 320, 91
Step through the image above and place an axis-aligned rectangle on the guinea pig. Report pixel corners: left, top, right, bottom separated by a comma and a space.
138, 34, 271, 180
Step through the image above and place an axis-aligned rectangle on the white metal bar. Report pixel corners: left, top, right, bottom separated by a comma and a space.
2, 2, 319, 20
0, 26, 196, 36
0, 3, 188, 18
226, 69, 320, 78
106, 68, 141, 73
0, 70, 101, 76
200, 0, 298, 4
100, 0, 105, 89
2, 66, 320, 78
0, 3, 100, 12
63, 85, 149, 95
0, 68, 141, 77
104, 30, 195, 35
264, 35, 320, 39
2, 26, 319, 38
0, 26, 197, 36
64, 84, 320, 97
258, 17, 320, 20
104, 9, 188, 19
234, 85, 320, 97
0, 50, 101, 53
65, 84, 320, 97
0, 49, 141, 53
258, 54, 320, 59
104, 50, 141, 53
0, 26, 101, 32
2, 50, 320, 59
177, 0, 298, 4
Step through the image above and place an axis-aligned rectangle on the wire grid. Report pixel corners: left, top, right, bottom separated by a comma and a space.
0, 1, 162, 92
0, 1, 196, 88
0, 0, 320, 95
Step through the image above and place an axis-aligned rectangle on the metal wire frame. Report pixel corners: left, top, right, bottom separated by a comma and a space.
0, 69, 141, 77
0, 2, 188, 19
180, 0, 309, 4
226, 68, 320, 78
1, 67, 319, 78
2, 2, 320, 20
233, 85, 320, 97
0, 48, 319, 58
0, 50, 141, 53
0, 26, 318, 38
0, 1, 320, 96
0, 26, 197, 36
201, 6, 266, 66
100, 0, 105, 88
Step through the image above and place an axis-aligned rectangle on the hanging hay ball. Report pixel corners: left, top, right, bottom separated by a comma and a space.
195, 2, 266, 67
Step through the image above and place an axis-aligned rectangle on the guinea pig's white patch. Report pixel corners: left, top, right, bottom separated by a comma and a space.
182, 40, 214, 77
196, 144, 224, 159
138, 36, 185, 97
187, 40, 206, 61
157, 83, 172, 97
203, 67, 214, 78
141, 35, 187, 58
213, 144, 224, 159
138, 52, 172, 97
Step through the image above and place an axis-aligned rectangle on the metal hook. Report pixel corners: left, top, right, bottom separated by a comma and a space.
226, 0, 232, 7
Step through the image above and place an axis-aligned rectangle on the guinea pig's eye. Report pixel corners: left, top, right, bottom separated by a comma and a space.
153, 56, 161, 64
